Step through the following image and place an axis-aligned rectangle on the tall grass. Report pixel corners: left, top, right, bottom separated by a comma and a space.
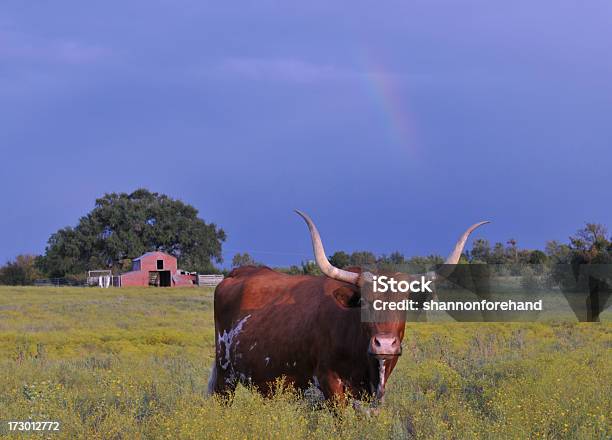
0, 286, 610, 439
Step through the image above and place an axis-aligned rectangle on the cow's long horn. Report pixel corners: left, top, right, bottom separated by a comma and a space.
444, 221, 490, 265
295, 210, 360, 285
427, 221, 490, 279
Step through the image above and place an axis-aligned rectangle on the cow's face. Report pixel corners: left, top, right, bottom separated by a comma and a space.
360, 272, 409, 358
330, 271, 409, 358
329, 274, 407, 400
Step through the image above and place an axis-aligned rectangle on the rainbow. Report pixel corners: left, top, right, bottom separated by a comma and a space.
357, 49, 420, 155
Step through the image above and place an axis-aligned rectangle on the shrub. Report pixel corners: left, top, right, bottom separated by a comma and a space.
0, 255, 42, 285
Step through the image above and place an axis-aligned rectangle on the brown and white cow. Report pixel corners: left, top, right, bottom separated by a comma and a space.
208, 211, 488, 403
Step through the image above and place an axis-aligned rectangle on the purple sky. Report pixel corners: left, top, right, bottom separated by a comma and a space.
1, 1, 611, 267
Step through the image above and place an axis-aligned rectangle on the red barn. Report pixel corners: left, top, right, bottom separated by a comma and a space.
119, 251, 195, 287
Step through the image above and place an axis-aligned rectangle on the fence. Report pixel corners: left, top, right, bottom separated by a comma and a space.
29, 275, 223, 288
33, 278, 87, 287
197, 274, 224, 287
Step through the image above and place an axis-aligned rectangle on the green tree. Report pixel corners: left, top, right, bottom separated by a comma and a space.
232, 253, 257, 267
39, 189, 225, 276
301, 260, 322, 276
389, 251, 406, 265
0, 255, 42, 285
548, 224, 611, 292
406, 255, 444, 272
469, 238, 491, 263
545, 240, 571, 263
328, 251, 350, 268
568, 223, 611, 264
507, 238, 518, 263
377, 251, 407, 266
528, 250, 548, 265
376, 251, 407, 270
490, 242, 507, 264
275, 265, 302, 275
349, 251, 376, 267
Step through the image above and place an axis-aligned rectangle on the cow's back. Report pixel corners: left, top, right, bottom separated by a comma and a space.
211, 266, 344, 392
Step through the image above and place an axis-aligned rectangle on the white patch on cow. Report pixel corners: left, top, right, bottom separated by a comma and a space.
264, 356, 270, 366
217, 314, 251, 371
249, 342, 257, 351
376, 359, 386, 401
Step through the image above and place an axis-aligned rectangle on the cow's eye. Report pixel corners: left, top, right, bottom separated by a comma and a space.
346, 294, 364, 308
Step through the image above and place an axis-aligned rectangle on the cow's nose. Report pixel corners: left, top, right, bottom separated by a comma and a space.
369, 335, 401, 357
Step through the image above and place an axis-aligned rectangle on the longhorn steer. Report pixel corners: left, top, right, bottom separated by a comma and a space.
208, 211, 488, 402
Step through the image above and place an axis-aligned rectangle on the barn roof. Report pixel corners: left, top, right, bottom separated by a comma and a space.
133, 251, 176, 261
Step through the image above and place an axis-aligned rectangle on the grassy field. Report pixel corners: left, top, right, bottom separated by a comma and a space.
0, 286, 610, 439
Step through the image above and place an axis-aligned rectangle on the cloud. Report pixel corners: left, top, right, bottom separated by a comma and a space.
211, 56, 459, 87
0, 29, 112, 64
216, 57, 356, 83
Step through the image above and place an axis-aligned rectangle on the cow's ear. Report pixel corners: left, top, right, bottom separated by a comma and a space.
332, 286, 361, 308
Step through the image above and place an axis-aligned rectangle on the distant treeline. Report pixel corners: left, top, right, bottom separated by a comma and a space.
2, 218, 611, 287
232, 223, 612, 278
